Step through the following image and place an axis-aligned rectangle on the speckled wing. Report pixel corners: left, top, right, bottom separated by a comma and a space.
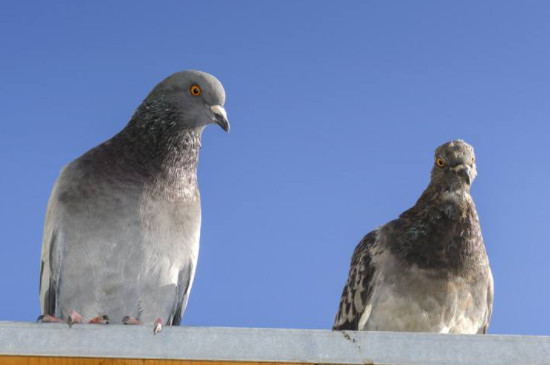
333, 230, 377, 330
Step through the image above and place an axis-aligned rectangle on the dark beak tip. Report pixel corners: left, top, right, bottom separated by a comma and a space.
216, 118, 230, 133
457, 168, 472, 185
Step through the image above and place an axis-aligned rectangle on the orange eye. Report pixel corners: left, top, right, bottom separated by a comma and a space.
436, 158, 446, 167
190, 85, 201, 96
471, 157, 475, 164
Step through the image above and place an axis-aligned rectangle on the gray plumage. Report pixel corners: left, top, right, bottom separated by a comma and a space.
39, 70, 229, 326
333, 140, 493, 334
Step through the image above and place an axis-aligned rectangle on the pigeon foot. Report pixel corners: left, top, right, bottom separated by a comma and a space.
67, 310, 83, 327
122, 316, 141, 325
37, 314, 65, 323
153, 318, 163, 335
88, 315, 110, 324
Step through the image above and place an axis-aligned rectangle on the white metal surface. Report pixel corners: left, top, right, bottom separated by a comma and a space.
0, 322, 548, 365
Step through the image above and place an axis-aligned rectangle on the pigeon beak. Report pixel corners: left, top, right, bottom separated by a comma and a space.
454, 164, 474, 185
210, 105, 230, 133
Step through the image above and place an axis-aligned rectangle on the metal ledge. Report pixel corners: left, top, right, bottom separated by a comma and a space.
0, 322, 549, 365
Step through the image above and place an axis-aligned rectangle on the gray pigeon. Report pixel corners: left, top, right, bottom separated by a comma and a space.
333, 140, 493, 334
38, 70, 229, 334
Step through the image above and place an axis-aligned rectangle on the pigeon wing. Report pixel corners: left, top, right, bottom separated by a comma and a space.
166, 264, 196, 326
39, 175, 66, 317
333, 230, 377, 330
479, 270, 494, 334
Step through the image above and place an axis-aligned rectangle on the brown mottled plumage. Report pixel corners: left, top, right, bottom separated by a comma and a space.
333, 140, 493, 333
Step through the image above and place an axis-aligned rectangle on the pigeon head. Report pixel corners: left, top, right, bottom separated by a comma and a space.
431, 140, 477, 189
145, 70, 229, 132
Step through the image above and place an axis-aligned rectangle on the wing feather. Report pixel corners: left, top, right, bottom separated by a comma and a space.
39, 170, 67, 317
166, 264, 195, 326
479, 270, 494, 334
333, 230, 377, 330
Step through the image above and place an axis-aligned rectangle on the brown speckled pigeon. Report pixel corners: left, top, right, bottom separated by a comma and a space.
333, 140, 493, 334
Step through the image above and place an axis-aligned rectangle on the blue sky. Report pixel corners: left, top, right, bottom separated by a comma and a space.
1, 1, 549, 335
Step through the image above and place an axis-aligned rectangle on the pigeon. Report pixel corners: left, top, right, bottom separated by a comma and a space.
38, 70, 229, 334
333, 140, 493, 334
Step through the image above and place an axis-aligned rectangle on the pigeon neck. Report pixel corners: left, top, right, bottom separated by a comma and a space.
409, 183, 474, 220
148, 129, 202, 188
420, 181, 471, 200
118, 103, 203, 187
398, 182, 485, 275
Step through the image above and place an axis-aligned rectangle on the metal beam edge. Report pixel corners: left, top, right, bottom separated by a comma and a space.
0, 322, 549, 365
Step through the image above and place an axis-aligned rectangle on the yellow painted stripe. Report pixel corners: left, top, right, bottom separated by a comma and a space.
0, 357, 305, 365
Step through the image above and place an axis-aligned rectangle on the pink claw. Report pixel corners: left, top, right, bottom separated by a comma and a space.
153, 318, 163, 335
37, 314, 65, 323
88, 315, 110, 324
122, 316, 141, 325
67, 310, 83, 327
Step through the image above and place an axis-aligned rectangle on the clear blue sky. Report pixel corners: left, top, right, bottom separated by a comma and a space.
1, 1, 549, 335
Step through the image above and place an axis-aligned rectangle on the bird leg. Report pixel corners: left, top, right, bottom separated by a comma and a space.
88, 315, 110, 324
123, 316, 163, 334
122, 316, 141, 325
67, 310, 83, 327
153, 318, 164, 335
39, 312, 109, 326
37, 314, 65, 323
